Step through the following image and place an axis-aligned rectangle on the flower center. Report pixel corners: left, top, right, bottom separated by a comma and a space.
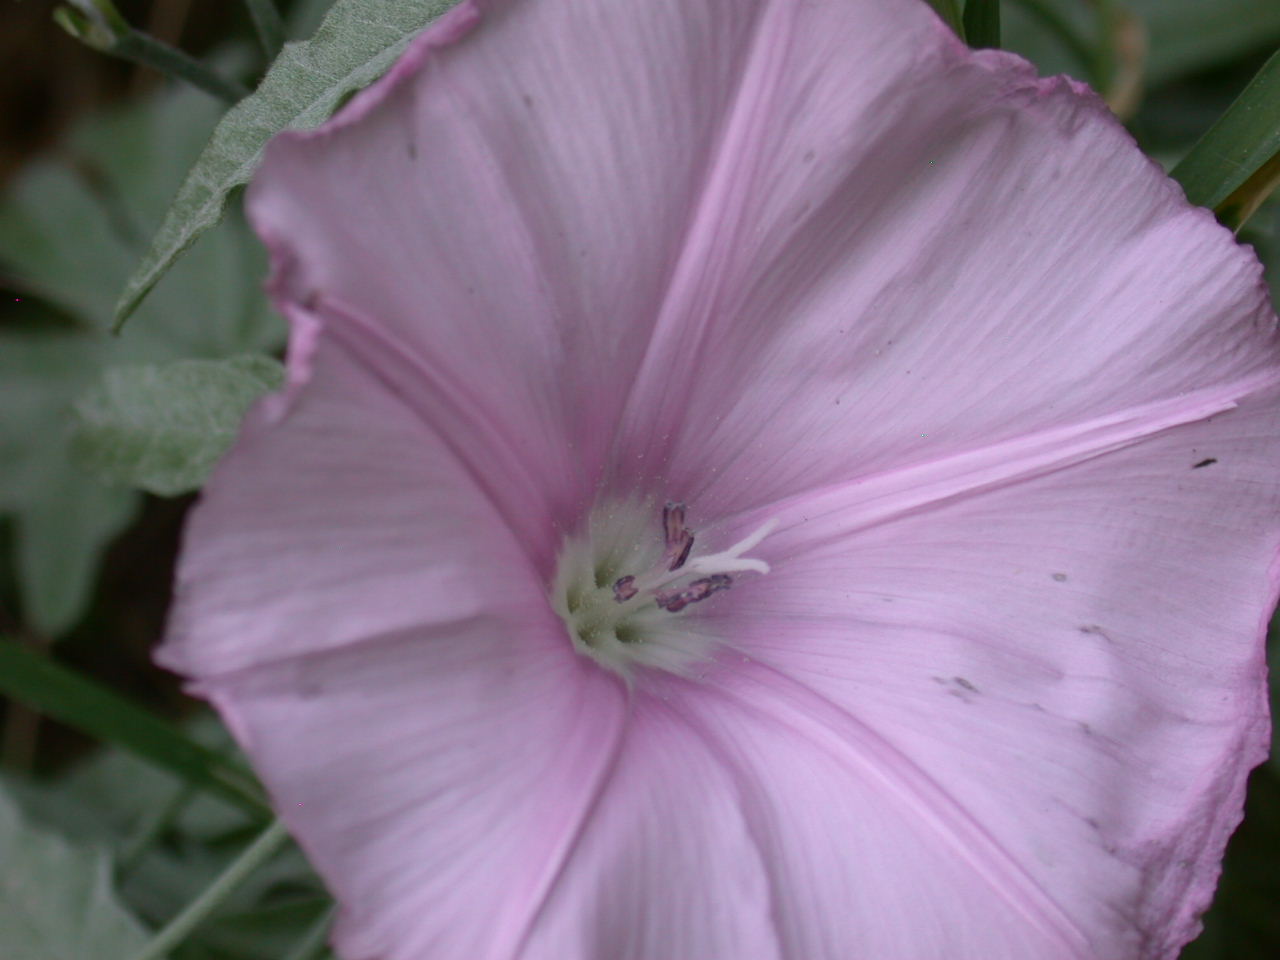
551, 499, 775, 677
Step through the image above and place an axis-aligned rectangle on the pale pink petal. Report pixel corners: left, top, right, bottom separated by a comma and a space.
159, 307, 546, 677
661, 671, 1095, 959
195, 620, 628, 960
161, 0, 1280, 957
693, 388, 1280, 956
248, 0, 798, 546
497, 696, 785, 960
249, 0, 1277, 527
611, 12, 1279, 514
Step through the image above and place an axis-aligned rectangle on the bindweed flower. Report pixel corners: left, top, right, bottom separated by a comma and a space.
158, 0, 1280, 957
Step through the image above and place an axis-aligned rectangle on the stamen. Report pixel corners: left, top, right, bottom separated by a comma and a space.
663, 502, 686, 544
552, 500, 779, 677
661, 501, 695, 571
645, 517, 779, 592
656, 574, 733, 612
712, 518, 778, 563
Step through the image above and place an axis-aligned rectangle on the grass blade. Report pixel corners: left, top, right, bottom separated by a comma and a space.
0, 641, 270, 817
1172, 46, 1280, 227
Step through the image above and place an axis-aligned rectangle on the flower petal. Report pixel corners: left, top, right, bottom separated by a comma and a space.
159, 307, 544, 678
664, 673, 1097, 959
699, 388, 1280, 956
247, 0, 808, 538
522, 674, 1100, 959
249, 0, 1277, 525
195, 620, 628, 960
514, 697, 786, 960
171, 1, 1280, 957
603, 7, 1279, 515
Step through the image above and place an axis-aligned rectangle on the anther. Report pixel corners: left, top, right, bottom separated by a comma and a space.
552, 499, 778, 676
661, 501, 695, 571
656, 574, 733, 613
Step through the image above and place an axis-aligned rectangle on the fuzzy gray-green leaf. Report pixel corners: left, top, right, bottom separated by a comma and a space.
0, 783, 157, 960
114, 0, 460, 326
72, 355, 284, 497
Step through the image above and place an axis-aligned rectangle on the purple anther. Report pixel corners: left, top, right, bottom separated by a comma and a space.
663, 502, 686, 542
656, 574, 732, 613
613, 575, 638, 603
661, 501, 695, 571
665, 532, 694, 571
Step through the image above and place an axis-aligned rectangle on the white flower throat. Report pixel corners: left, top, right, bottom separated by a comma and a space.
552, 499, 776, 677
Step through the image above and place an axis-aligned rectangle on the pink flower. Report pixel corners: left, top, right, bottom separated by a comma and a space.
159, 0, 1280, 957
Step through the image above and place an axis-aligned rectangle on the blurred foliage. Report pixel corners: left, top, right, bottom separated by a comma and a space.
113, 0, 459, 326
73, 355, 285, 497
3, 717, 330, 960
1001, 0, 1280, 90
0, 0, 1276, 958
0, 782, 154, 960
0, 66, 283, 637
1172, 47, 1280, 230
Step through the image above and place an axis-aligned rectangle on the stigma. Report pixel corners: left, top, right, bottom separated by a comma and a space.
551, 499, 776, 677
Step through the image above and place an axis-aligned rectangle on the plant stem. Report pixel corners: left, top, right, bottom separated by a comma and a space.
55, 5, 248, 103
0, 641, 271, 817
116, 782, 196, 880
242, 0, 285, 59
112, 27, 250, 103
283, 905, 338, 960
129, 819, 292, 960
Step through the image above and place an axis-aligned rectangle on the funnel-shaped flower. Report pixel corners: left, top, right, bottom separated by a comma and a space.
159, 0, 1280, 957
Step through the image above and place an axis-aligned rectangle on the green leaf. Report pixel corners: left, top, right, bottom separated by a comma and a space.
0, 333, 137, 635
115, 0, 461, 326
0, 641, 271, 818
0, 77, 280, 350
14, 471, 136, 635
9, 715, 257, 851
287, 0, 338, 38
0, 782, 156, 960
5, 717, 332, 957
1171, 47, 1280, 226
0, 72, 284, 635
962, 0, 1001, 49
72, 355, 284, 497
